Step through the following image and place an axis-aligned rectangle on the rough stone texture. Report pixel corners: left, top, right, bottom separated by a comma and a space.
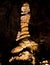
0, 0, 50, 65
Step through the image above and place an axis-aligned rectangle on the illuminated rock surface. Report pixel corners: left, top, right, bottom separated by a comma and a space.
0, 0, 50, 65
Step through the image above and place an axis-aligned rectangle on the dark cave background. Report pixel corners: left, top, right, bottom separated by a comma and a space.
0, 0, 50, 65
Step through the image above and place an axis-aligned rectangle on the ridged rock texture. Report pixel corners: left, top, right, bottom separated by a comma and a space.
0, 0, 50, 65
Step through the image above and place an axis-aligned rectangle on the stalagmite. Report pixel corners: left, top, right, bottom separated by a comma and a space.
9, 2, 38, 65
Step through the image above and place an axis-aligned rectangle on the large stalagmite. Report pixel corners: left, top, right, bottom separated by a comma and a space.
9, 3, 38, 65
